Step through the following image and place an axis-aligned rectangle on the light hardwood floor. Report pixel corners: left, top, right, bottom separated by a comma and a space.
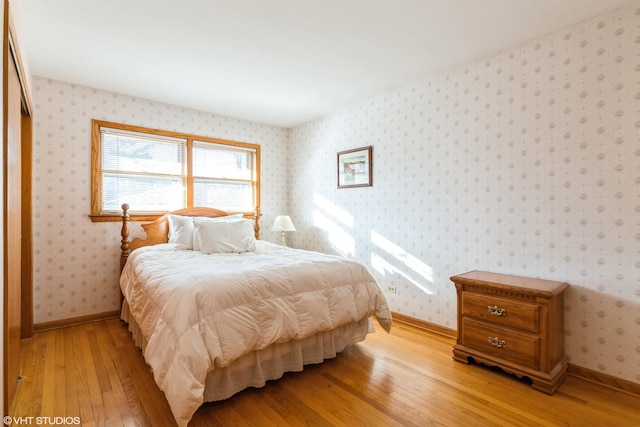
9, 318, 640, 426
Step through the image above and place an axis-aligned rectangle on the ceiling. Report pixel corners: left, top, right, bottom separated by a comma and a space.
12, 0, 632, 128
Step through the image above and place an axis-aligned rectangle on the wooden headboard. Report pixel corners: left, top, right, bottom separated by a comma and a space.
120, 203, 261, 270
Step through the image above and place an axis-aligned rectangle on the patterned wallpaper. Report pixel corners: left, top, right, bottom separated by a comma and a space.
31, 79, 289, 323
289, 3, 639, 383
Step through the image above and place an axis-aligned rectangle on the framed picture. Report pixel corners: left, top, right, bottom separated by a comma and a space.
337, 146, 372, 189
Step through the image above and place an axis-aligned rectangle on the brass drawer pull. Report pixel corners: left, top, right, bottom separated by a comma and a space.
487, 305, 507, 316
488, 336, 507, 348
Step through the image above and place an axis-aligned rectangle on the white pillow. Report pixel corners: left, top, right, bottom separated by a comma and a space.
193, 219, 257, 254
168, 213, 244, 250
167, 214, 194, 249
192, 214, 244, 250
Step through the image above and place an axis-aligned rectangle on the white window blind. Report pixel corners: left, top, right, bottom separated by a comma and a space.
192, 141, 255, 211
101, 128, 187, 212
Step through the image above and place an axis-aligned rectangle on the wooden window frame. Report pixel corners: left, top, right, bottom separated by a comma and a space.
90, 119, 260, 222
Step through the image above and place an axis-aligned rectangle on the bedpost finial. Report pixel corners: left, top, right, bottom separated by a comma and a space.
122, 203, 130, 212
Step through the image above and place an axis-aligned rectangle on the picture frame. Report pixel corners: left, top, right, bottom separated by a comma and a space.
337, 146, 373, 189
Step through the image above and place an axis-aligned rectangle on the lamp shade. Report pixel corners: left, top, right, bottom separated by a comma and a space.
271, 215, 296, 232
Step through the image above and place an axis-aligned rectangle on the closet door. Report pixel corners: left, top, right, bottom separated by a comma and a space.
4, 45, 22, 410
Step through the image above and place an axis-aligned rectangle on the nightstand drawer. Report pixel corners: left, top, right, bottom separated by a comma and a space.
462, 292, 540, 333
461, 318, 540, 370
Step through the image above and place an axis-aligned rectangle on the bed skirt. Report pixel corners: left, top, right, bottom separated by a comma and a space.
121, 300, 374, 403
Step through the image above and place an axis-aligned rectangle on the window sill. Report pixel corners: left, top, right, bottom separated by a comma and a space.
89, 213, 162, 223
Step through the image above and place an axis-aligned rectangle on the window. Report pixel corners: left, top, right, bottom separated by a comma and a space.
90, 120, 260, 222
192, 141, 255, 211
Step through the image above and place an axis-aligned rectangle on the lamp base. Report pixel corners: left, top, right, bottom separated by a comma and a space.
280, 231, 287, 246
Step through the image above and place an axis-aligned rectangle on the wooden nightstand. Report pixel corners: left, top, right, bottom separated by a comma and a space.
451, 270, 568, 394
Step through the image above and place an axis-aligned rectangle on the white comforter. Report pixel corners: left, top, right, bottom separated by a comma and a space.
120, 241, 391, 426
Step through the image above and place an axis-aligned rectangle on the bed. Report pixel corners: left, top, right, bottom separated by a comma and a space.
118, 204, 392, 426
